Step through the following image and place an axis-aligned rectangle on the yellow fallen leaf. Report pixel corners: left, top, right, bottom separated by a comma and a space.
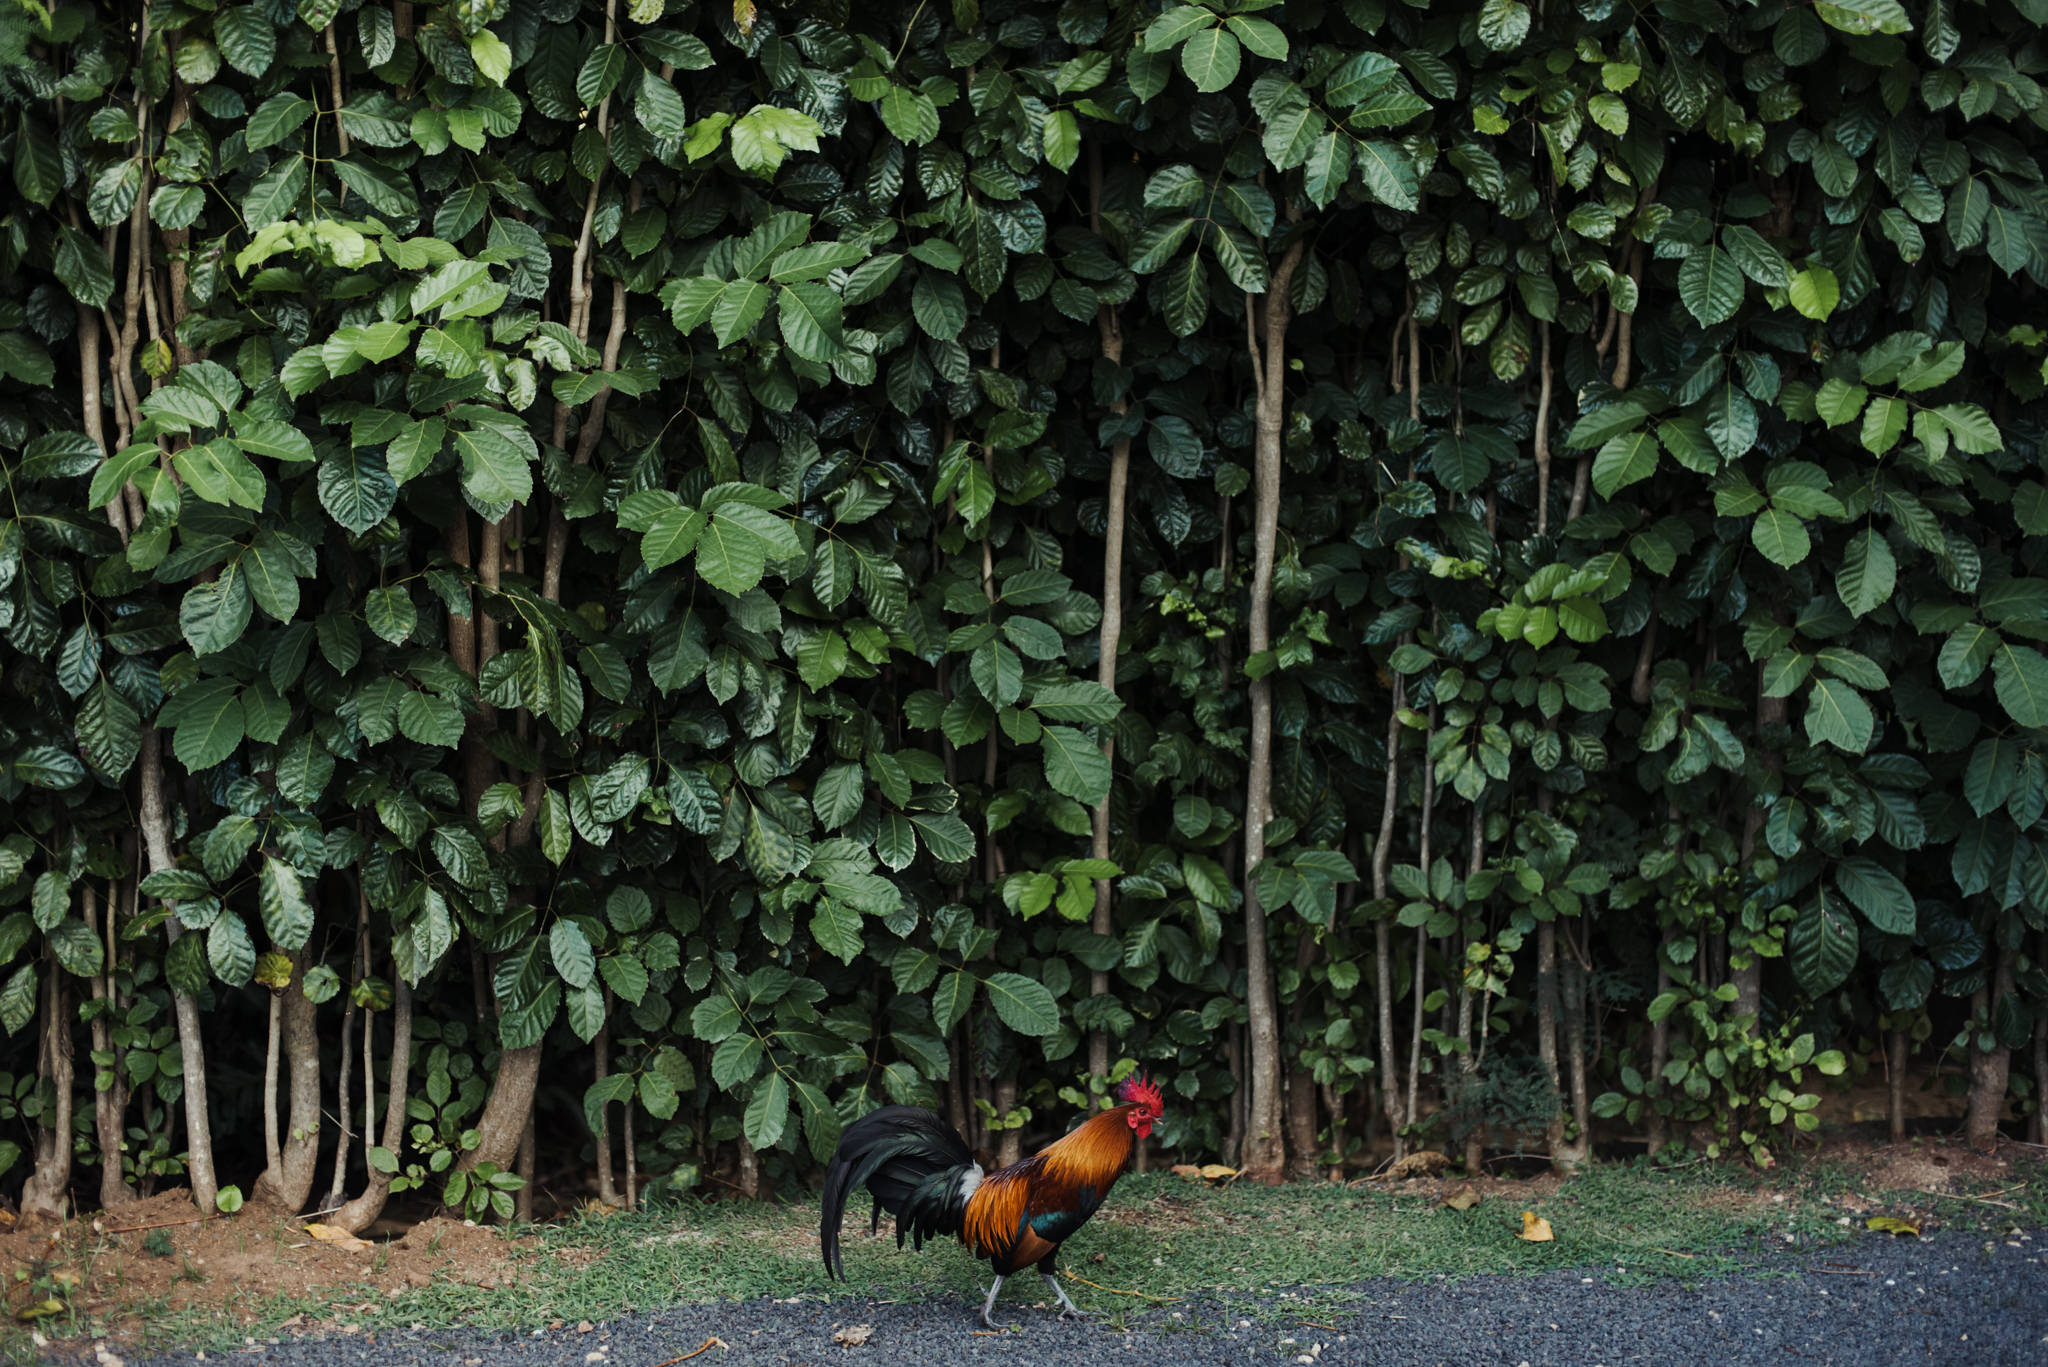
1517, 1211, 1554, 1242
304, 1222, 374, 1253
15, 1298, 66, 1321
1170, 1164, 1204, 1180
1866, 1216, 1920, 1237
1442, 1184, 1480, 1212
1198, 1164, 1238, 1182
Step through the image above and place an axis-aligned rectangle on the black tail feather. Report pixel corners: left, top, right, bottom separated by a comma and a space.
819, 1105, 977, 1280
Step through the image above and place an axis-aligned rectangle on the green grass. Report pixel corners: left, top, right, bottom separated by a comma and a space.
10, 1149, 2045, 1360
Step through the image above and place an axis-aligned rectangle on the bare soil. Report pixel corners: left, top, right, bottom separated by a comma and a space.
0, 1190, 531, 1356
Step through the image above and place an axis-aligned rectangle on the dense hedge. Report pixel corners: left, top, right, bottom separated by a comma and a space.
1, 0, 2046, 1221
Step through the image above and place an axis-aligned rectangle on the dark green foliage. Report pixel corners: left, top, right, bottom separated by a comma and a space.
0, 0, 2044, 1210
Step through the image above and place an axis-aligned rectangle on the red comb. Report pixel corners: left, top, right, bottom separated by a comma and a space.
1114, 1071, 1164, 1114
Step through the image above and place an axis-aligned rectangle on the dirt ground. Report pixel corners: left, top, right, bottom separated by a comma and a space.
0, 1189, 531, 1354
2, 1114, 2039, 1360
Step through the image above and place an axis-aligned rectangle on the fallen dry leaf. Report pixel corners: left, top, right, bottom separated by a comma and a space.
1866, 1216, 1920, 1237
304, 1222, 374, 1253
1517, 1211, 1555, 1242
1441, 1184, 1480, 1212
1199, 1163, 1238, 1181
833, 1324, 874, 1347
1380, 1150, 1451, 1181
15, 1298, 66, 1322
1170, 1164, 1203, 1180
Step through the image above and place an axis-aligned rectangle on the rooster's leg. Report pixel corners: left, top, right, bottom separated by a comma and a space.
1042, 1272, 1090, 1320
978, 1275, 1011, 1330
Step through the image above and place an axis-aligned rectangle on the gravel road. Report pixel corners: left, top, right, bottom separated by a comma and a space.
126, 1229, 2047, 1367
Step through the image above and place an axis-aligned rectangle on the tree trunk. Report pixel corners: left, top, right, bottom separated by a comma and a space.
735, 1132, 760, 1199
1888, 1027, 1908, 1146
21, 964, 75, 1220
1562, 951, 1592, 1160
139, 728, 217, 1210
1086, 146, 1131, 1090
1374, 672, 1407, 1159
594, 1017, 620, 1207
1223, 1020, 1246, 1167
994, 1079, 1022, 1168
1238, 240, 1308, 1183
1285, 1065, 1318, 1179
88, 883, 136, 1209
516, 1112, 536, 1221
459, 1044, 543, 1174
1646, 927, 1674, 1157
254, 951, 321, 1211
332, 975, 413, 1235
1965, 939, 2015, 1150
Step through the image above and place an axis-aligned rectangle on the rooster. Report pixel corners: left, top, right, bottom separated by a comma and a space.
819, 1073, 1165, 1328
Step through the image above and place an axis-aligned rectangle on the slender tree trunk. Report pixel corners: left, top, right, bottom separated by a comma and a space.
254, 950, 321, 1211
261, 988, 284, 1181
21, 963, 75, 1219
1239, 240, 1308, 1182
995, 1079, 1022, 1168
88, 883, 136, 1209
1404, 706, 1438, 1147
326, 878, 367, 1210
1285, 929, 1320, 1179
460, 1045, 543, 1174
1646, 926, 1674, 1156
594, 1016, 620, 1207
735, 1132, 760, 1199
1965, 939, 2014, 1150
1374, 673, 1407, 1159
624, 1104, 638, 1210
1086, 146, 1132, 1089
139, 729, 217, 1211
1888, 1027, 1909, 1146
1563, 949, 1592, 1157
516, 1113, 536, 1221
1223, 1019, 1246, 1166
332, 975, 414, 1235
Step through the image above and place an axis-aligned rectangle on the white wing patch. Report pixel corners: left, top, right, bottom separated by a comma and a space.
956, 1163, 984, 1204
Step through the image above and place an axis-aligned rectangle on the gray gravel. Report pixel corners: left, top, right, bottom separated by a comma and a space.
125, 1230, 2048, 1367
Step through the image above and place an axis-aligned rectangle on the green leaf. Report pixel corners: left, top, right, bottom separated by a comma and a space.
452, 421, 535, 505
1591, 432, 1659, 499
1748, 505, 1809, 567
162, 678, 245, 771
1789, 893, 1859, 996
1354, 140, 1419, 210
637, 69, 689, 139
181, 574, 253, 656
397, 691, 464, 747
1814, 0, 1913, 36
931, 970, 976, 1034
213, 6, 277, 76
984, 972, 1061, 1036
172, 440, 266, 511
1042, 725, 1113, 805
208, 914, 256, 988
318, 447, 398, 533
1835, 856, 1915, 935
550, 920, 595, 990
258, 856, 314, 952
1836, 530, 1896, 617
1677, 244, 1744, 326
1721, 225, 1790, 287
1180, 29, 1241, 93
1992, 643, 2048, 727
877, 87, 940, 145
744, 1073, 789, 1150
1804, 678, 1875, 753
364, 586, 417, 645
1789, 268, 1840, 320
